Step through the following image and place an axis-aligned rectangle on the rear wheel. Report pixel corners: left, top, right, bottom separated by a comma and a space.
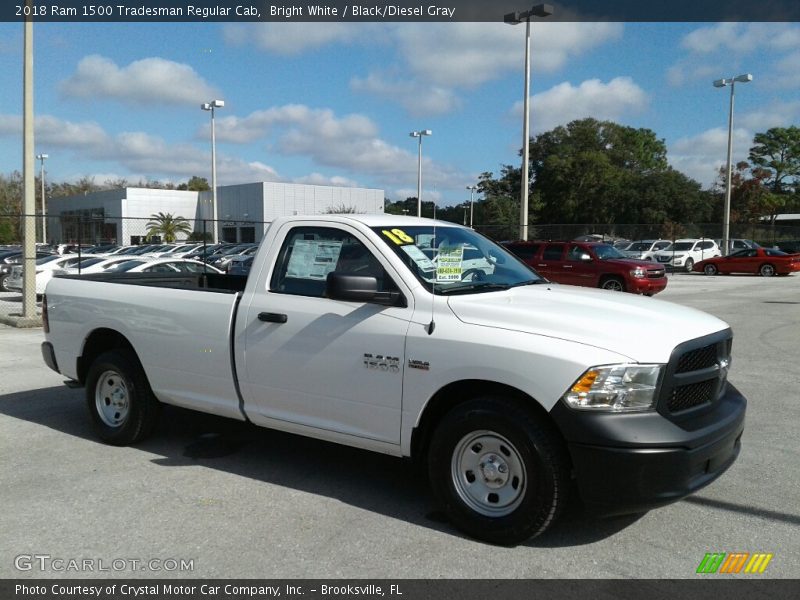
759, 263, 776, 277
428, 396, 570, 545
599, 277, 625, 292
0, 274, 10, 292
85, 349, 160, 445
703, 264, 718, 276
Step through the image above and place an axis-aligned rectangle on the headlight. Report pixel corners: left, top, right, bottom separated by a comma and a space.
563, 364, 663, 412
630, 267, 646, 278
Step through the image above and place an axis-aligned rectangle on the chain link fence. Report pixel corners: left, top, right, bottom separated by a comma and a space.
2, 213, 799, 318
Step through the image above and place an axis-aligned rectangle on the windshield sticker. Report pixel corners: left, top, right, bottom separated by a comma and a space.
401, 245, 436, 272
436, 246, 464, 282
382, 228, 415, 245
286, 239, 343, 280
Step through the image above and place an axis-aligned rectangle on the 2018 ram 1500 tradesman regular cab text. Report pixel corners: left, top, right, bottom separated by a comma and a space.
41, 215, 746, 545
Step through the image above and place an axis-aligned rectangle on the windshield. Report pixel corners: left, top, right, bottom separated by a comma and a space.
593, 245, 628, 260
627, 242, 652, 251
105, 260, 146, 272
75, 258, 105, 269
371, 225, 543, 294
36, 255, 62, 265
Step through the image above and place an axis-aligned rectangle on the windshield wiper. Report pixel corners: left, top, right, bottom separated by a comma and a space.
437, 282, 514, 295
508, 279, 544, 288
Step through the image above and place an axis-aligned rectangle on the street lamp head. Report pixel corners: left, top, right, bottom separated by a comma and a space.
211, 99, 225, 108
410, 129, 432, 137
201, 102, 212, 111
530, 4, 554, 17
734, 73, 753, 83
713, 79, 728, 88
504, 11, 521, 24
36, 153, 48, 160
421, 129, 432, 136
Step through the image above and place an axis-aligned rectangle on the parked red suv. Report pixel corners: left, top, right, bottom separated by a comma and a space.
504, 240, 668, 295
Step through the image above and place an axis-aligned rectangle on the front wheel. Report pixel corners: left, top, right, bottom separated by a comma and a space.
428, 397, 570, 545
600, 277, 625, 292
759, 263, 776, 277
684, 258, 694, 273
703, 264, 718, 276
85, 349, 160, 445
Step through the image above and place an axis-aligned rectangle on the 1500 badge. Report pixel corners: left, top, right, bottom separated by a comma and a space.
363, 354, 400, 373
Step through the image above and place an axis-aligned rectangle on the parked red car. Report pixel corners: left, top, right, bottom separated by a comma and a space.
503, 240, 668, 295
693, 247, 800, 277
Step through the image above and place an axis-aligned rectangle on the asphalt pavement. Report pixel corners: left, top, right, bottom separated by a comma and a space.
0, 272, 798, 578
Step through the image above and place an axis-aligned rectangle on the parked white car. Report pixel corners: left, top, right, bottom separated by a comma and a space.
624, 240, 672, 261
6, 254, 99, 295
105, 258, 222, 274
652, 239, 721, 272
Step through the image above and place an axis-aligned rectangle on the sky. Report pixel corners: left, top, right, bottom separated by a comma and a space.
1, 19, 800, 207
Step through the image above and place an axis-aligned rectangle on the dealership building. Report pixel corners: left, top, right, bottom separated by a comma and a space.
47, 181, 385, 245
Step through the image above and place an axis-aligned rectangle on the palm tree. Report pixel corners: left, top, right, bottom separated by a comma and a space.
145, 212, 192, 243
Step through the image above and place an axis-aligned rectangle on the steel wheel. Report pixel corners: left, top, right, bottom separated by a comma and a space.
760, 263, 775, 277
86, 349, 160, 445
95, 370, 130, 427
704, 264, 718, 276
451, 430, 526, 517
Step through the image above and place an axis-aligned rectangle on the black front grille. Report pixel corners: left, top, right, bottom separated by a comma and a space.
660, 330, 732, 416
669, 380, 715, 412
647, 270, 665, 279
676, 343, 717, 373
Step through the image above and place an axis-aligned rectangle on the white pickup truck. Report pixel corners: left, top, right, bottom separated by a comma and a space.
41, 215, 746, 545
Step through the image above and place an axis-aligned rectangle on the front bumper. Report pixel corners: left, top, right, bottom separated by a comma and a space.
628, 277, 667, 294
550, 381, 746, 515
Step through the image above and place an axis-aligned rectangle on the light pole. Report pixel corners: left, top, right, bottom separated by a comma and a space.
466, 184, 478, 229
201, 99, 224, 243
713, 74, 752, 256
505, 4, 553, 240
409, 129, 432, 217
36, 153, 48, 244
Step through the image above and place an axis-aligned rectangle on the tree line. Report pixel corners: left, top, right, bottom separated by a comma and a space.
386, 119, 800, 240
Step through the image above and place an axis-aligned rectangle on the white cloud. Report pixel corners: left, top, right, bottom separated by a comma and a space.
293, 173, 361, 187
395, 22, 624, 88
669, 127, 754, 187
350, 73, 460, 116
681, 23, 800, 54
60, 55, 219, 106
738, 100, 800, 131
512, 77, 648, 133
222, 22, 375, 55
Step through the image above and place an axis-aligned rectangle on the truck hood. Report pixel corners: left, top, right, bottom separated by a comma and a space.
446, 283, 728, 363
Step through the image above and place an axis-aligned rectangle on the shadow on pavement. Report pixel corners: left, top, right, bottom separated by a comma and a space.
1, 384, 642, 547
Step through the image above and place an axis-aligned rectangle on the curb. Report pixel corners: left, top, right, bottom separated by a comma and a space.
0, 313, 43, 328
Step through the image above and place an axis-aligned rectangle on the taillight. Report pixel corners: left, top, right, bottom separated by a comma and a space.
42, 294, 49, 333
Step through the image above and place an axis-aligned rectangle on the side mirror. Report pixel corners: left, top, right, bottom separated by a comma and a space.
326, 272, 403, 306
327, 272, 378, 302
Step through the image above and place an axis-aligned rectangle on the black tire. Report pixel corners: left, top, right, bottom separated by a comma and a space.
759, 263, 776, 277
599, 276, 625, 292
428, 396, 570, 545
85, 349, 160, 446
703, 264, 718, 276
684, 258, 694, 273
0, 273, 9, 292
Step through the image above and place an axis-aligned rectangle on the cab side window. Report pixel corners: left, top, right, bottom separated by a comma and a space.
543, 244, 564, 261
271, 227, 396, 299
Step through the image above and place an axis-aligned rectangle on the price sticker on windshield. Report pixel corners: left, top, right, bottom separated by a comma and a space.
436, 246, 463, 282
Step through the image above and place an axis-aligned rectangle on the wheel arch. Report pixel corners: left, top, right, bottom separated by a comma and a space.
410, 379, 561, 463
77, 328, 137, 385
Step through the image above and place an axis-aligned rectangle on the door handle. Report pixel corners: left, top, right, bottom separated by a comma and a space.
258, 312, 288, 323
563, 265, 573, 268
